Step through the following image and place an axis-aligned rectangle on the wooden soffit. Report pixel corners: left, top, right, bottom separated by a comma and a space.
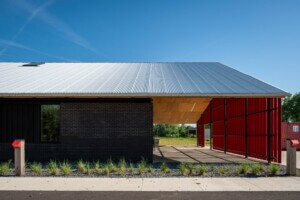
153, 97, 211, 124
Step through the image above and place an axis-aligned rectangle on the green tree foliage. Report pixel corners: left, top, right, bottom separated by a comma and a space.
282, 93, 300, 122
153, 124, 195, 137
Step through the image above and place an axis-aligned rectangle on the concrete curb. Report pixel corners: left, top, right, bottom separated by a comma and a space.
0, 177, 300, 191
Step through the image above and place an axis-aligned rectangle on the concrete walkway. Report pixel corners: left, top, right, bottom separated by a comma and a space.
154, 146, 259, 164
0, 177, 300, 191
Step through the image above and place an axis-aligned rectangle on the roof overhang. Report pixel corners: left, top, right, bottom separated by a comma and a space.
153, 97, 211, 124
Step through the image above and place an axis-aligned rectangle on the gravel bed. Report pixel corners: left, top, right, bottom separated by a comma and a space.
2, 163, 287, 178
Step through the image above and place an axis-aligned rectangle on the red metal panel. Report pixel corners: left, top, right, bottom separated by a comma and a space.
225, 98, 246, 156
213, 135, 224, 150
201, 111, 210, 125
226, 117, 245, 155
212, 98, 224, 108
212, 106, 224, 122
278, 99, 282, 163
211, 98, 225, 151
197, 122, 205, 147
197, 97, 282, 163
248, 98, 267, 114
226, 98, 245, 119
248, 109, 268, 160
227, 135, 245, 154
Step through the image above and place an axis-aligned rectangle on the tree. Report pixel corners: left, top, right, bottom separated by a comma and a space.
153, 124, 195, 137
282, 93, 300, 122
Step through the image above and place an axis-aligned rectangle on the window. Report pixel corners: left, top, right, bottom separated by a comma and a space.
293, 125, 299, 133
41, 105, 60, 142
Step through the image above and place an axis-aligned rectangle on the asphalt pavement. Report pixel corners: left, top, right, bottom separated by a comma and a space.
0, 191, 299, 200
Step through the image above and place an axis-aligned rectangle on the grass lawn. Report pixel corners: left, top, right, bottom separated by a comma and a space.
205, 138, 211, 146
157, 137, 197, 146
157, 137, 211, 146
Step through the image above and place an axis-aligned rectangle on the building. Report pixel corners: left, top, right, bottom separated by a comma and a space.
0, 62, 289, 162
282, 122, 300, 150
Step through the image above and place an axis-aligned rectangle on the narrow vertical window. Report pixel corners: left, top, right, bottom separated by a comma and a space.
41, 105, 60, 142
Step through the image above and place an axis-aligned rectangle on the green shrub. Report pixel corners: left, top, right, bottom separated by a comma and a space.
179, 163, 187, 176
269, 163, 279, 175
218, 167, 225, 176
118, 158, 127, 176
94, 161, 101, 175
137, 158, 148, 175
85, 162, 92, 175
47, 160, 58, 176
106, 159, 117, 173
209, 165, 215, 172
137, 162, 147, 175
160, 162, 168, 172
197, 164, 207, 176
60, 161, 71, 176
128, 162, 134, 173
137, 165, 144, 175
77, 160, 86, 173
118, 158, 127, 168
0, 160, 11, 176
102, 166, 110, 175
250, 164, 260, 175
160, 162, 171, 174
238, 163, 249, 174
225, 166, 232, 173
259, 164, 266, 172
118, 166, 126, 176
147, 165, 153, 173
234, 168, 241, 176
30, 162, 42, 176
187, 164, 195, 175
165, 168, 171, 174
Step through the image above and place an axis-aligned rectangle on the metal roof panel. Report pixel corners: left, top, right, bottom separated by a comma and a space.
0, 62, 290, 97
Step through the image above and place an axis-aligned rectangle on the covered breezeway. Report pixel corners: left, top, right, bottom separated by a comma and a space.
153, 97, 283, 164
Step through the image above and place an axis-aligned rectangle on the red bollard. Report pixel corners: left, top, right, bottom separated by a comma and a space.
286, 139, 299, 176
12, 140, 25, 176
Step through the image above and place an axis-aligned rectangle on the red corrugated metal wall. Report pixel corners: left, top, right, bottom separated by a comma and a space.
197, 98, 282, 163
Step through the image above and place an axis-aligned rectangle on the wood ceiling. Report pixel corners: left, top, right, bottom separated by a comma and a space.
153, 97, 211, 124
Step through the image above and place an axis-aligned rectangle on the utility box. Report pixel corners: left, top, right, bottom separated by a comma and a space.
12, 140, 25, 176
286, 139, 299, 176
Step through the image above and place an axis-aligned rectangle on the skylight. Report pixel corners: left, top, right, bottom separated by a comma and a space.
21, 62, 45, 67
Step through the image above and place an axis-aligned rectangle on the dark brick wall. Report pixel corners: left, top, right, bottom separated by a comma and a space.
0, 99, 153, 162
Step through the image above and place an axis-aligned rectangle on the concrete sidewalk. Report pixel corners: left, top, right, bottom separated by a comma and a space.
0, 177, 299, 191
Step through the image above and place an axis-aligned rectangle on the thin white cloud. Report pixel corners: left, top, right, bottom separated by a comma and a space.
0, 0, 54, 56
9, 0, 109, 59
0, 39, 74, 61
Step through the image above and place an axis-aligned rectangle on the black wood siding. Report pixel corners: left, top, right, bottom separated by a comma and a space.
0, 98, 153, 162
0, 104, 41, 143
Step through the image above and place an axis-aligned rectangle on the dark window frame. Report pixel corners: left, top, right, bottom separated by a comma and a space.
40, 104, 61, 144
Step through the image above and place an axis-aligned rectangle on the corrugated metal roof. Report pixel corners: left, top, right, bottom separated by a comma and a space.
0, 62, 290, 97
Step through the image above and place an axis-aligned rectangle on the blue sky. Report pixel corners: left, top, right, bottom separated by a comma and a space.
0, 0, 299, 94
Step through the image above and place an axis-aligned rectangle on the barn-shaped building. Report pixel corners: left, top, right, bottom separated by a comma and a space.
0, 62, 289, 162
